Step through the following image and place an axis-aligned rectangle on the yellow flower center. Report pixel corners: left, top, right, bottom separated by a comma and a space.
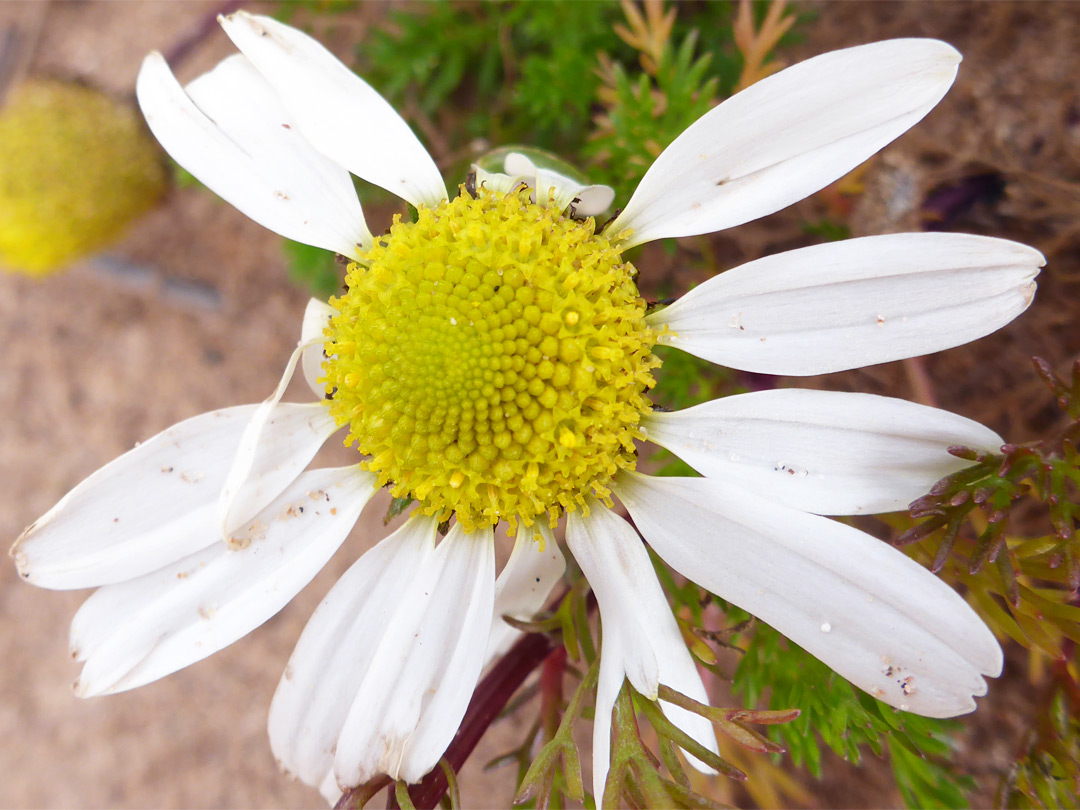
323, 188, 658, 532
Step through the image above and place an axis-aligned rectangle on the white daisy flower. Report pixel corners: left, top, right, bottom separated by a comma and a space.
11, 11, 1044, 806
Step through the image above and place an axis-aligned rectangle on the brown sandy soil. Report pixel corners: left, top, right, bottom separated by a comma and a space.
1, 2, 1077, 809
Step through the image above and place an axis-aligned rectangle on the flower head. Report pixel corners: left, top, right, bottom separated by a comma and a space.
12, 11, 1044, 806
324, 188, 658, 533
0, 79, 167, 275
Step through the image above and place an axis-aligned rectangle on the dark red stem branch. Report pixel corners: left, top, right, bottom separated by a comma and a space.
405, 631, 558, 809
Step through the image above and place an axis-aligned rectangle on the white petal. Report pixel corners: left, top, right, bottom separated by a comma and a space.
592, 629, 624, 810
486, 523, 565, 664
645, 389, 1003, 515
333, 524, 495, 787
221, 403, 341, 539
650, 233, 1042, 375
12, 406, 260, 590
395, 532, 497, 778
609, 39, 961, 247
502, 152, 537, 176
301, 298, 335, 398
72, 466, 376, 696
568, 507, 717, 775
219, 11, 447, 208
218, 338, 320, 537
318, 770, 342, 807
269, 515, 439, 789
473, 165, 524, 196
535, 168, 585, 212
567, 510, 658, 697
503, 152, 613, 216
137, 52, 371, 258
572, 184, 616, 218
504, 152, 580, 210
503, 152, 542, 183
614, 472, 1003, 717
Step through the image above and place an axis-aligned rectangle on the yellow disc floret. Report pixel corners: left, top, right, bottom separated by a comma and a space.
324, 187, 659, 532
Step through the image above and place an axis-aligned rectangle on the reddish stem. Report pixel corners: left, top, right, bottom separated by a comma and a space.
540, 645, 567, 743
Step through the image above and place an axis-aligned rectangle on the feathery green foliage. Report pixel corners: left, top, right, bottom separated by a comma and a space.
998, 673, 1080, 809
586, 30, 719, 201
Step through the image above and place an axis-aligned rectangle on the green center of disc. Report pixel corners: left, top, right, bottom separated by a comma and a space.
323, 187, 658, 532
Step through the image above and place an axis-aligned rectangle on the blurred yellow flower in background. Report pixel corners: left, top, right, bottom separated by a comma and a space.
0, 78, 167, 276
